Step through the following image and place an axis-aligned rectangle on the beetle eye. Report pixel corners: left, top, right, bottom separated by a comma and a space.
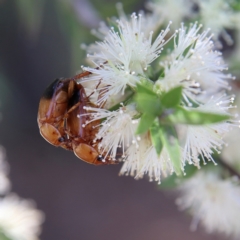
97, 155, 103, 161
58, 137, 65, 142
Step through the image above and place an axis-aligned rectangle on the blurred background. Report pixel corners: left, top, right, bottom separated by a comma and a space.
0, 0, 229, 239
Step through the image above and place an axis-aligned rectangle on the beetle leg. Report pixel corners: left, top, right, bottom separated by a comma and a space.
72, 61, 108, 82
87, 78, 103, 99
62, 102, 81, 120
67, 80, 76, 99
72, 71, 92, 81
97, 84, 111, 108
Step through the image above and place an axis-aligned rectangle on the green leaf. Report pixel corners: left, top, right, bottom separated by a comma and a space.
150, 122, 163, 156
0, 231, 11, 240
159, 173, 179, 189
147, 67, 165, 81
161, 86, 182, 108
158, 68, 165, 79
135, 84, 162, 116
136, 83, 155, 95
230, 0, 240, 10
135, 93, 161, 115
136, 113, 156, 134
184, 163, 199, 178
160, 125, 182, 176
108, 88, 135, 111
168, 106, 230, 125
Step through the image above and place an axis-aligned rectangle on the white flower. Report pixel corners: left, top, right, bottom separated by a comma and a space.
0, 193, 44, 240
156, 23, 233, 105
176, 170, 240, 238
0, 146, 11, 195
83, 104, 139, 160
119, 135, 151, 179
147, 0, 194, 29
80, 10, 234, 184
120, 137, 183, 183
221, 126, 240, 171
221, 91, 240, 170
82, 13, 172, 105
84, 5, 164, 56
87, 13, 171, 68
115, 3, 164, 36
82, 65, 139, 105
140, 146, 177, 182
119, 122, 186, 183
181, 94, 234, 167
196, 0, 240, 45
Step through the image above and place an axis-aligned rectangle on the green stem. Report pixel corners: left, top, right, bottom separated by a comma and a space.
108, 90, 135, 111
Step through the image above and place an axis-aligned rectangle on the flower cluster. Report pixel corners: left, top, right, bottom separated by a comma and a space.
147, 0, 240, 46
0, 146, 44, 240
79, 12, 235, 183
196, 0, 240, 46
220, 90, 240, 176
146, 0, 240, 79
0, 194, 44, 240
176, 170, 240, 238
146, 0, 195, 29
0, 146, 10, 195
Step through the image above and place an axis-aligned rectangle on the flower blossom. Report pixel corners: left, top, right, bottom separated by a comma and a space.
81, 12, 234, 183
82, 12, 172, 105
0, 194, 45, 240
83, 4, 164, 56
155, 23, 234, 105
221, 91, 240, 171
82, 104, 139, 160
146, 0, 195, 29
181, 94, 235, 167
196, 0, 240, 45
176, 171, 240, 238
0, 146, 11, 195
120, 138, 184, 183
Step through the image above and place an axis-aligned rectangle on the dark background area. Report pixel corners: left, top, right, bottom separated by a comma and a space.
0, 1, 225, 239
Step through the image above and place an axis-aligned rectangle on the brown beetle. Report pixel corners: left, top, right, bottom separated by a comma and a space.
65, 83, 111, 165
37, 77, 73, 150
37, 72, 117, 165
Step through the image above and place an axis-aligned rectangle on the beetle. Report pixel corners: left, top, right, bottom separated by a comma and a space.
65, 82, 114, 165
37, 71, 117, 165
37, 77, 74, 150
